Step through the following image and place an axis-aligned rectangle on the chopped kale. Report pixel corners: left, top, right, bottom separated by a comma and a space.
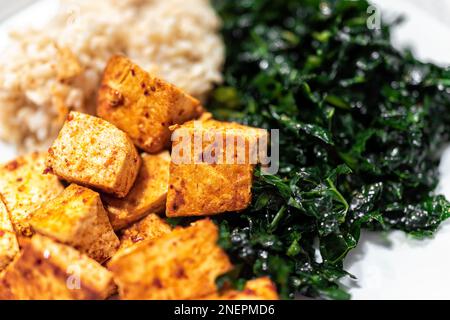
208, 0, 450, 299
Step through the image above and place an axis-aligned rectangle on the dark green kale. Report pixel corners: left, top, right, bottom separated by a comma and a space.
208, 0, 450, 299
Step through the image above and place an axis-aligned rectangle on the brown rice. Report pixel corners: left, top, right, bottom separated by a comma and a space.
0, 0, 224, 151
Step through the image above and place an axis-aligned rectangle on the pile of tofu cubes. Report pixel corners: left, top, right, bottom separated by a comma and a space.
0, 56, 278, 300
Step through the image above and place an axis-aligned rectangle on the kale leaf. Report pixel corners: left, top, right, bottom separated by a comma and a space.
209, 0, 450, 299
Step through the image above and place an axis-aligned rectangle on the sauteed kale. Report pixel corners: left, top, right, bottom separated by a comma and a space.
208, 0, 450, 299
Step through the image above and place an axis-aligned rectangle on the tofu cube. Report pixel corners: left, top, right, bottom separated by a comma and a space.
166, 119, 266, 217
47, 111, 141, 198
0, 152, 64, 236
97, 55, 203, 153
0, 234, 115, 300
103, 151, 171, 230
0, 200, 19, 271
201, 277, 279, 300
108, 219, 232, 300
114, 213, 172, 259
29, 184, 120, 263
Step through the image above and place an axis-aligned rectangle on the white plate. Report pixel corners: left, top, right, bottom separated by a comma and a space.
1, 0, 450, 300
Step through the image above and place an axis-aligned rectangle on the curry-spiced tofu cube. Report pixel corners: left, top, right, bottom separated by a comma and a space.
166, 119, 266, 217
108, 219, 232, 300
201, 277, 279, 300
0, 234, 116, 300
97, 55, 203, 153
47, 111, 141, 198
29, 184, 120, 263
0, 152, 64, 236
0, 200, 19, 271
103, 151, 171, 230
114, 213, 172, 259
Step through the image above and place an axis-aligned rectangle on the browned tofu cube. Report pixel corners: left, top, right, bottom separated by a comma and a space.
114, 213, 172, 259
103, 151, 171, 230
166, 119, 266, 217
29, 184, 120, 263
0, 200, 19, 271
97, 55, 204, 153
108, 219, 232, 300
47, 111, 141, 198
0, 234, 115, 300
0, 152, 64, 236
201, 277, 279, 300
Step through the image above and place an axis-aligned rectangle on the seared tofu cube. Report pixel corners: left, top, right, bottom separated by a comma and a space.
47, 111, 141, 198
97, 55, 203, 153
166, 120, 266, 217
0, 234, 115, 300
0, 200, 19, 271
0, 152, 64, 236
114, 213, 172, 259
29, 184, 120, 263
201, 277, 279, 300
103, 151, 170, 230
108, 219, 232, 300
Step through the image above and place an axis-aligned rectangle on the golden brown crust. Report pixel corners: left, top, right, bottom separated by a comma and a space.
0, 152, 64, 236
103, 152, 171, 230
0, 200, 19, 271
200, 277, 279, 300
113, 213, 172, 260
97, 55, 203, 153
166, 119, 266, 217
108, 219, 232, 300
29, 184, 120, 263
0, 234, 115, 300
46, 111, 141, 198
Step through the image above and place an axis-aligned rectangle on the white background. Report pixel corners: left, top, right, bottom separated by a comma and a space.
0, 0, 450, 299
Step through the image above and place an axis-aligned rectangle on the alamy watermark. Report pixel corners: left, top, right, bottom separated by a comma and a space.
367, 5, 381, 30
66, 264, 81, 290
